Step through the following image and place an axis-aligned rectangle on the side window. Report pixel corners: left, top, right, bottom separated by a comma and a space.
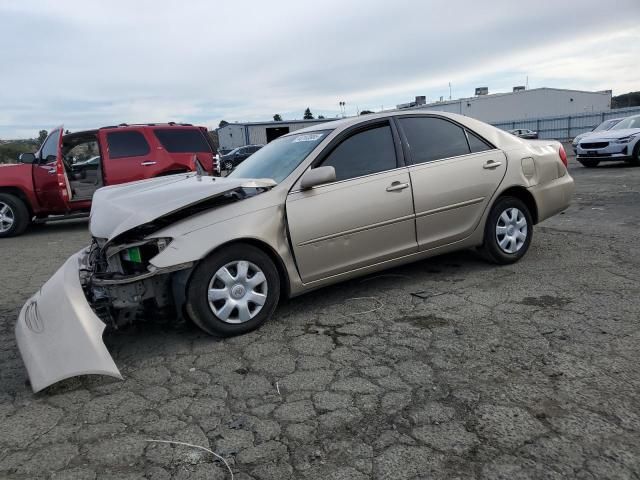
40, 130, 60, 162
106, 131, 150, 159
398, 117, 470, 164
320, 124, 397, 181
153, 129, 210, 153
466, 130, 492, 153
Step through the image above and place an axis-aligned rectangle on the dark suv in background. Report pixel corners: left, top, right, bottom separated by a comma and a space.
220, 144, 263, 171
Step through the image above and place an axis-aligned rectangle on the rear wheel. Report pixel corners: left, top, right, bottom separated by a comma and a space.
578, 159, 600, 168
0, 194, 30, 238
185, 244, 280, 336
224, 160, 234, 171
481, 196, 533, 264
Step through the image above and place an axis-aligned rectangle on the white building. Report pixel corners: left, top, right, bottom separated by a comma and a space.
218, 119, 335, 151
400, 87, 612, 123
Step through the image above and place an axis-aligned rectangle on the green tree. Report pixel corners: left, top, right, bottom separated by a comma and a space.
37, 130, 48, 146
318, 115, 325, 119
612, 91, 640, 108
218, 120, 229, 128
303, 108, 314, 120
273, 114, 282, 121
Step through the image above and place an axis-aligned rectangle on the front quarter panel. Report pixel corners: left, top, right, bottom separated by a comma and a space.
149, 202, 302, 294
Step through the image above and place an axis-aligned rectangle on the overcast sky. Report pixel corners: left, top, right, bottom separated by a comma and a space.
0, 0, 639, 138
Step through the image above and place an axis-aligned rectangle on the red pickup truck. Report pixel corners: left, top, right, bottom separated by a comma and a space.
0, 123, 218, 237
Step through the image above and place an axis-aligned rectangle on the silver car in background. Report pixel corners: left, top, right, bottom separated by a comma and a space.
572, 117, 622, 154
576, 114, 640, 167
16, 111, 575, 392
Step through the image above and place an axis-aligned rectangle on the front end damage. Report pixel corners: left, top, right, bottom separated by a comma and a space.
85, 237, 193, 328
15, 242, 193, 393
16, 175, 277, 392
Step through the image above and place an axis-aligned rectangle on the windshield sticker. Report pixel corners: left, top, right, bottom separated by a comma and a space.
292, 134, 324, 143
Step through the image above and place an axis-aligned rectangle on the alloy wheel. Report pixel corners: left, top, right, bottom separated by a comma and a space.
495, 207, 528, 254
0, 202, 15, 234
207, 260, 268, 324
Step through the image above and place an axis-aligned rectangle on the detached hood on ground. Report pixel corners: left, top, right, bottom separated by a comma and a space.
89, 174, 276, 242
582, 128, 640, 141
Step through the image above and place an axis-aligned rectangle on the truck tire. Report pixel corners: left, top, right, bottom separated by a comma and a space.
0, 193, 30, 238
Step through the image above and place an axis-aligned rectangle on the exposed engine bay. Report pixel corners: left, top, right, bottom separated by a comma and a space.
80, 186, 270, 329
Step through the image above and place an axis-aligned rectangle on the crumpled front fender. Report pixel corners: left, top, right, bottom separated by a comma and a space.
15, 250, 122, 393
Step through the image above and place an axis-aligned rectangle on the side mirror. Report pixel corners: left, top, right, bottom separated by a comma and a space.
300, 166, 336, 190
18, 152, 36, 164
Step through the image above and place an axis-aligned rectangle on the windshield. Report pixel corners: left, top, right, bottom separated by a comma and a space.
594, 119, 621, 131
612, 115, 640, 130
229, 131, 331, 183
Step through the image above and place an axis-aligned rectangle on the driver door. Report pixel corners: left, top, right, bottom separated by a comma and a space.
286, 121, 417, 284
32, 127, 71, 211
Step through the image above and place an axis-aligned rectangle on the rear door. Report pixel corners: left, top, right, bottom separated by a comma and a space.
286, 121, 417, 283
32, 127, 71, 211
396, 115, 507, 250
98, 128, 162, 185
152, 127, 215, 173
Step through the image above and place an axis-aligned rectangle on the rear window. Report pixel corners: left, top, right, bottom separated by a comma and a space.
153, 129, 211, 153
466, 130, 492, 153
398, 116, 470, 164
106, 131, 150, 159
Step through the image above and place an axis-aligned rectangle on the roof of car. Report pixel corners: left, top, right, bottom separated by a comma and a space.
290, 110, 523, 150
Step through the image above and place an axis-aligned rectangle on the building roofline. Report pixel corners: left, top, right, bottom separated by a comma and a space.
406, 87, 611, 109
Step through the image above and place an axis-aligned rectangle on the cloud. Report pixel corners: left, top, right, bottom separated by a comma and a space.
0, 0, 638, 137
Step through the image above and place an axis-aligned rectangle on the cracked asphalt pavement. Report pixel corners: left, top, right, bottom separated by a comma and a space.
1, 155, 639, 479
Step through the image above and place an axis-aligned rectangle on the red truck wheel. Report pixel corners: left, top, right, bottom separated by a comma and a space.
0, 193, 30, 238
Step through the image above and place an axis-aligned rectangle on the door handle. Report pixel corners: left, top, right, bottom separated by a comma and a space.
386, 182, 410, 192
47, 169, 57, 175
141, 161, 157, 166
483, 160, 502, 169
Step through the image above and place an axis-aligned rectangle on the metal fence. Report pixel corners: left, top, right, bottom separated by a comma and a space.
491, 106, 640, 141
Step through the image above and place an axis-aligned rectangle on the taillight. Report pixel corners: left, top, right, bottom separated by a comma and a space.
558, 145, 568, 167
56, 161, 69, 201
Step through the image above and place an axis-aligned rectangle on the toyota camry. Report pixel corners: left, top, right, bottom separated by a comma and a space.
16, 111, 574, 391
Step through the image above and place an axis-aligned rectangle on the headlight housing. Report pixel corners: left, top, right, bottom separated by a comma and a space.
612, 134, 638, 144
116, 238, 173, 273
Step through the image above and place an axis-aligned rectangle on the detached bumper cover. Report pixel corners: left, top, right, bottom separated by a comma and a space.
15, 250, 122, 393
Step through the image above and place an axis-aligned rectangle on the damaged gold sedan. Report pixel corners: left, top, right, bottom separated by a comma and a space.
16, 111, 574, 391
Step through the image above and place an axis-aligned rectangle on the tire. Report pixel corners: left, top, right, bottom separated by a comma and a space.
185, 243, 280, 336
224, 161, 234, 171
578, 159, 600, 168
627, 143, 640, 166
0, 193, 30, 238
481, 196, 533, 265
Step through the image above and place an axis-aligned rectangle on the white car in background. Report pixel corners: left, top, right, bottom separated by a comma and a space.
576, 114, 640, 167
571, 117, 622, 154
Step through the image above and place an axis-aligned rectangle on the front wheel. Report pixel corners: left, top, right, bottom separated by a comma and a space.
626, 143, 640, 166
481, 196, 533, 264
185, 244, 280, 336
0, 193, 30, 238
224, 160, 234, 171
